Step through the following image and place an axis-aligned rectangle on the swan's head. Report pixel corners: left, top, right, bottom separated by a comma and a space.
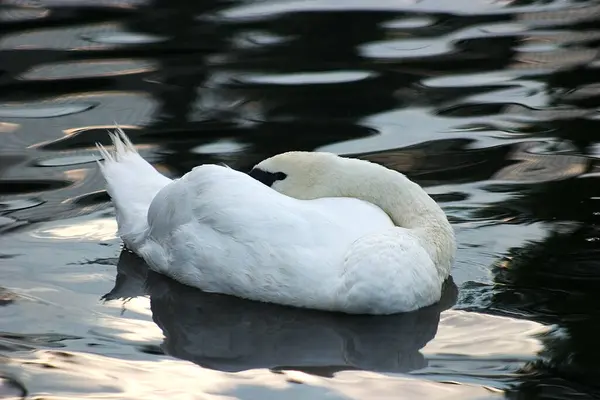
249, 151, 343, 199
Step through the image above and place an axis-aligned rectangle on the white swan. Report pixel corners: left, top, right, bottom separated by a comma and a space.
97, 128, 455, 315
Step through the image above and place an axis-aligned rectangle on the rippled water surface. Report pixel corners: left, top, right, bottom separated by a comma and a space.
1, 0, 600, 398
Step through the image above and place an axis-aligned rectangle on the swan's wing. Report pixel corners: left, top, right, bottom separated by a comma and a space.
141, 165, 379, 309
141, 165, 418, 313
142, 165, 325, 274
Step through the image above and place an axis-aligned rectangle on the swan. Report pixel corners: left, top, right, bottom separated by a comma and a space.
97, 128, 455, 315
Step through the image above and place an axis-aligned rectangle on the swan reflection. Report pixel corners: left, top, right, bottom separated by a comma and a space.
104, 250, 457, 376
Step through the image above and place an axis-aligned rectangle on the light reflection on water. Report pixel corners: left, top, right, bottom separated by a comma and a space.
1, 0, 599, 398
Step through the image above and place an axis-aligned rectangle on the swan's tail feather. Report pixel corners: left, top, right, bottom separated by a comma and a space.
95, 126, 137, 165
97, 127, 172, 249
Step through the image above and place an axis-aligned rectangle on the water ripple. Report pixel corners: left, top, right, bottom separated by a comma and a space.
0, 103, 97, 118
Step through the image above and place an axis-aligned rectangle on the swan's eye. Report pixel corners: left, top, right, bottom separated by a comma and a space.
248, 168, 287, 187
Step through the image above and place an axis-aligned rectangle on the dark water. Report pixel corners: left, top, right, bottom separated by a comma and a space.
0, 0, 599, 398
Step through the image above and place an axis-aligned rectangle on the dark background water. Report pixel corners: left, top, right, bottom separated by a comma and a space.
1, 0, 599, 398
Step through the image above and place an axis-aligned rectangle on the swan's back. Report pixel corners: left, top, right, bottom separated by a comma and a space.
148, 165, 390, 243
139, 165, 394, 309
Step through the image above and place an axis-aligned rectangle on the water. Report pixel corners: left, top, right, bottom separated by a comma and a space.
0, 0, 599, 398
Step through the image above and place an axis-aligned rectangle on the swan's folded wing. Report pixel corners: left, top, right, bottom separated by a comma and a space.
142, 166, 354, 304
143, 164, 321, 266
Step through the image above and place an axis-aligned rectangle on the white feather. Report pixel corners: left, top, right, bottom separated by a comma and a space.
97, 127, 171, 248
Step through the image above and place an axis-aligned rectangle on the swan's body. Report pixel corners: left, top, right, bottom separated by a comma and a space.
98, 129, 455, 314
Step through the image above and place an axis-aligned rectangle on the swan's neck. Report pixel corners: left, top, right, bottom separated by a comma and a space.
333, 159, 455, 278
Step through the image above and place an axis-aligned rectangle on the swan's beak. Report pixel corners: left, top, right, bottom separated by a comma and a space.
248, 168, 286, 187
248, 168, 267, 185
